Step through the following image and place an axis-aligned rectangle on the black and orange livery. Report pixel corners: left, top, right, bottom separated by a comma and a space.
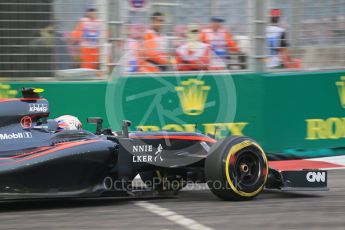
0, 88, 328, 201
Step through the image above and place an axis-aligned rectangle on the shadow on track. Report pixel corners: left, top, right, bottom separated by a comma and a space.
0, 195, 179, 213
0, 198, 128, 213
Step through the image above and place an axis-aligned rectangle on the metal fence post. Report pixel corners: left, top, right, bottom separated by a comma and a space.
108, 0, 125, 72
99, 0, 109, 76
291, 0, 303, 49
251, 0, 267, 73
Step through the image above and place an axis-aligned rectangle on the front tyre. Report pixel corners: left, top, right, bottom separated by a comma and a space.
205, 136, 268, 201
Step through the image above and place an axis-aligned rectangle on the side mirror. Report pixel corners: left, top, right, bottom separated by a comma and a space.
122, 120, 132, 138
87, 117, 103, 135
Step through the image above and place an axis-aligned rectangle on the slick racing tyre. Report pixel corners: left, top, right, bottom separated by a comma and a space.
140, 170, 187, 192
205, 136, 268, 201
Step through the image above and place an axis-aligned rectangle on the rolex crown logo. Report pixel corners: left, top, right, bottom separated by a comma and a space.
175, 79, 211, 116
336, 76, 345, 108
0, 84, 18, 98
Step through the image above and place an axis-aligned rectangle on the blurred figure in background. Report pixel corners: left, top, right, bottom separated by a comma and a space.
175, 24, 210, 71
142, 12, 171, 72
266, 9, 301, 69
123, 24, 142, 73
200, 17, 240, 70
172, 25, 188, 49
29, 23, 73, 75
71, 5, 100, 69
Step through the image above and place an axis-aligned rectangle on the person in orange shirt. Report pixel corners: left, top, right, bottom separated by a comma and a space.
71, 5, 101, 69
200, 17, 240, 70
175, 25, 211, 71
141, 12, 171, 72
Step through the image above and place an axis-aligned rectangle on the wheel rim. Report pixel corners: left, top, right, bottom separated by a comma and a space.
234, 151, 261, 190
226, 143, 267, 196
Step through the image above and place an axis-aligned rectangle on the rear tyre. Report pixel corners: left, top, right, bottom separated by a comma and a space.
205, 136, 268, 201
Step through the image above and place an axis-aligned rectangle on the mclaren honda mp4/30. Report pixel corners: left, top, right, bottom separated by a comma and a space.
0, 88, 328, 201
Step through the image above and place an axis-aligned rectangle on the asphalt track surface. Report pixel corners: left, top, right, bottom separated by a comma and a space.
0, 170, 344, 230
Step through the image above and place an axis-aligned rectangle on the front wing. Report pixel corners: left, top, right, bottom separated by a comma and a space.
267, 169, 328, 191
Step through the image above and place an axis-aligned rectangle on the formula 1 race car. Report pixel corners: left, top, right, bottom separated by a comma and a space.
0, 88, 328, 201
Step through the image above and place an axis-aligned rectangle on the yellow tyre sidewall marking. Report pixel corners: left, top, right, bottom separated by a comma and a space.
225, 140, 268, 197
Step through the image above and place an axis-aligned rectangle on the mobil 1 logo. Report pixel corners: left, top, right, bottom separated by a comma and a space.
0, 132, 32, 140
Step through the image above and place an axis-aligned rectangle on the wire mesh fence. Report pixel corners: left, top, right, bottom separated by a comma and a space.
267, 0, 345, 70
0, 0, 108, 79
0, 0, 344, 80
117, 0, 253, 74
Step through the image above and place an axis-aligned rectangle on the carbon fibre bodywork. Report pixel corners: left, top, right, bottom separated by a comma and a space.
0, 96, 216, 199
0, 97, 115, 198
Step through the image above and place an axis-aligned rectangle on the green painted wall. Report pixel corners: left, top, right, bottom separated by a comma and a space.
262, 71, 345, 152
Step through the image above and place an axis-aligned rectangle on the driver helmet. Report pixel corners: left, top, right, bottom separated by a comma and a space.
55, 115, 82, 131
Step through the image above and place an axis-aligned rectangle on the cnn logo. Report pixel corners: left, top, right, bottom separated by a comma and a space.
306, 172, 326, 183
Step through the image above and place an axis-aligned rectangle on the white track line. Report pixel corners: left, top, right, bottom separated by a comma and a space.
134, 201, 214, 230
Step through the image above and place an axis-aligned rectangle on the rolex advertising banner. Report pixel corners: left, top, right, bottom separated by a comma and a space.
105, 73, 263, 141
262, 71, 345, 158
1, 70, 345, 159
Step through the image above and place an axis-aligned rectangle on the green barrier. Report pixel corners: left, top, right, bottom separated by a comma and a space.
263, 71, 345, 152
1, 70, 345, 158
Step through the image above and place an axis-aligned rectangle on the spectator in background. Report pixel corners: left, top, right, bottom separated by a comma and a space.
200, 17, 240, 70
175, 24, 210, 71
123, 24, 141, 73
29, 23, 73, 76
142, 12, 171, 72
266, 9, 301, 69
71, 5, 100, 69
